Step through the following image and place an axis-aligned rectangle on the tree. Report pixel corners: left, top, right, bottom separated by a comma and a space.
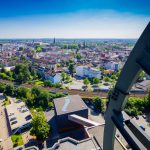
61, 72, 66, 81
83, 78, 90, 86
104, 77, 110, 82
54, 83, 62, 88
14, 64, 31, 83
36, 46, 43, 52
31, 86, 41, 99
30, 112, 50, 140
93, 78, 100, 84
44, 80, 53, 87
93, 97, 106, 113
1, 67, 6, 73
68, 63, 75, 77
125, 97, 146, 116
0, 83, 6, 93
16, 87, 30, 100
65, 74, 71, 82
37, 91, 50, 108
110, 74, 117, 80
19, 47, 24, 51
137, 71, 146, 81
4, 84, 15, 96
31, 69, 37, 79
76, 53, 82, 60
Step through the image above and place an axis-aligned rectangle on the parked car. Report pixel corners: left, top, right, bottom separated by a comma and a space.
139, 125, 145, 131
135, 116, 139, 120
142, 115, 146, 119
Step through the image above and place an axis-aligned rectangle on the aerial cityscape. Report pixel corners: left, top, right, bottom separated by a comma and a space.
0, 0, 150, 150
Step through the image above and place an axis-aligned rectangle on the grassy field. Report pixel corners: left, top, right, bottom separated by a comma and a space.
11, 134, 24, 147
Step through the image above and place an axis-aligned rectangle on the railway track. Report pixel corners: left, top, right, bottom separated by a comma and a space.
0, 79, 146, 98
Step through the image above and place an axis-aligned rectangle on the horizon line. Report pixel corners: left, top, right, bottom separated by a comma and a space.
0, 37, 138, 40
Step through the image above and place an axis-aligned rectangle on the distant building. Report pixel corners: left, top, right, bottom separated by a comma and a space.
53, 37, 56, 44
45, 70, 61, 84
76, 66, 101, 78
104, 61, 120, 71
37, 66, 61, 83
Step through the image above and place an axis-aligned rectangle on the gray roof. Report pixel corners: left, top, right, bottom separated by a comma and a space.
88, 125, 125, 150
54, 95, 88, 116
58, 139, 96, 150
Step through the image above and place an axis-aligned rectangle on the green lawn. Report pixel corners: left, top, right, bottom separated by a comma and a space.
3, 98, 11, 105
11, 134, 24, 147
34, 81, 44, 86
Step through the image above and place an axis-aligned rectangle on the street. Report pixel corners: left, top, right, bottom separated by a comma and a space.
0, 93, 13, 150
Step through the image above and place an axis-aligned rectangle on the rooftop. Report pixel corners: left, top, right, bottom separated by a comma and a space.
54, 95, 88, 116
6, 100, 32, 131
87, 125, 126, 150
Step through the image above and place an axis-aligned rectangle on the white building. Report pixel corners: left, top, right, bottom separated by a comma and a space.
104, 61, 120, 71
45, 72, 61, 84
76, 66, 101, 78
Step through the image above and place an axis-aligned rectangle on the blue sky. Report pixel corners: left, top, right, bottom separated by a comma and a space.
0, 0, 150, 38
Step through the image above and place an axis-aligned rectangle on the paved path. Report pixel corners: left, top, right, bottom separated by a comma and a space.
0, 94, 13, 150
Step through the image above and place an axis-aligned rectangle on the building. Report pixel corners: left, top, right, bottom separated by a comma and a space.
104, 61, 120, 71
54, 95, 88, 132
45, 71, 61, 84
76, 66, 101, 78
38, 67, 61, 84
6, 100, 32, 134
146, 75, 150, 80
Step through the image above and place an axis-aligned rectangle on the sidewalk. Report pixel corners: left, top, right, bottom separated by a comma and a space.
0, 94, 13, 150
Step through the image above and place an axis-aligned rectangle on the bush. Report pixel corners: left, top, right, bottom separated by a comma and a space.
44, 80, 53, 87
11, 134, 23, 147
54, 83, 62, 88
3, 97, 11, 105
0, 72, 14, 81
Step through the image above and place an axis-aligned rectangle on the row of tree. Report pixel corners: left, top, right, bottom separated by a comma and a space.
125, 90, 150, 116
93, 93, 150, 117
83, 77, 100, 86
0, 83, 65, 109
0, 63, 38, 84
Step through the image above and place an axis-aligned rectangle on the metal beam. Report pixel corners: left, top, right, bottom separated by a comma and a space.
103, 22, 150, 150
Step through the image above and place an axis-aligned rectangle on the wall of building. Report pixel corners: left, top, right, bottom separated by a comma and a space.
56, 109, 88, 132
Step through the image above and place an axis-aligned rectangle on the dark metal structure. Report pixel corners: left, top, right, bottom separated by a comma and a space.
103, 22, 150, 150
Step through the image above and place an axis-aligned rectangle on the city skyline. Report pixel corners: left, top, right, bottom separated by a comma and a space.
0, 0, 150, 39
